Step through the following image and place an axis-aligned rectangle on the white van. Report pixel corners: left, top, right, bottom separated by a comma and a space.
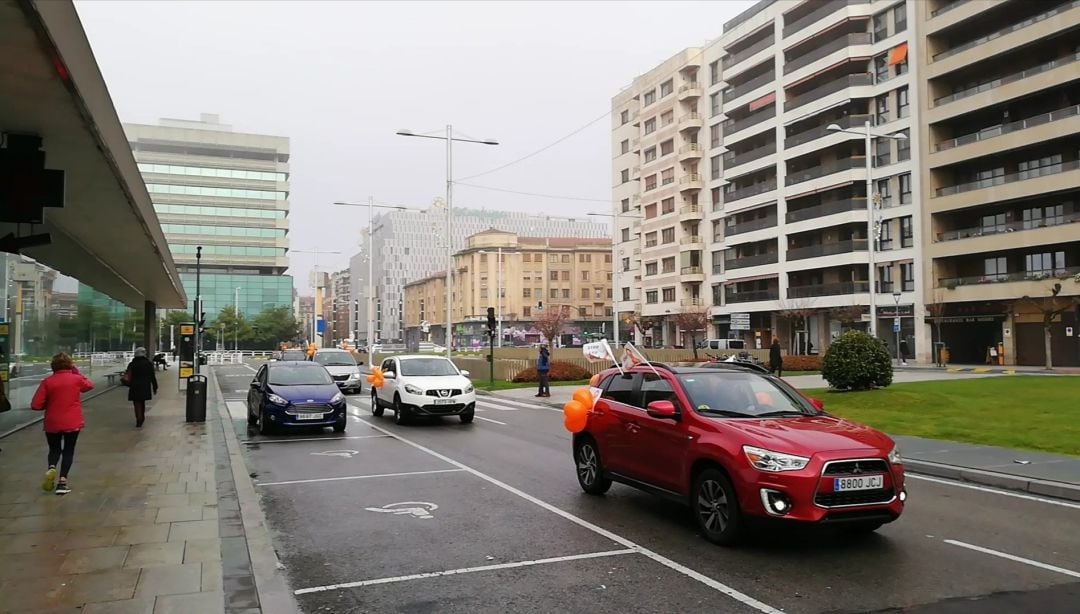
700, 338, 746, 351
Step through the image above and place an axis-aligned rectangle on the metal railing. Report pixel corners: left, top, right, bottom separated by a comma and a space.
788, 281, 870, 298
727, 215, 778, 235
785, 158, 862, 186
681, 266, 705, 276
935, 52, 1080, 106
723, 107, 776, 135
935, 215, 1080, 242
678, 113, 704, 129
723, 142, 777, 168
678, 82, 702, 96
935, 104, 1080, 151
783, 0, 869, 38
723, 35, 775, 70
680, 174, 703, 186
930, 0, 970, 18
680, 235, 705, 245
785, 74, 872, 112
938, 266, 1080, 288
681, 298, 705, 307
725, 289, 780, 303
785, 114, 871, 149
726, 71, 776, 101
787, 239, 868, 260
724, 178, 777, 202
936, 159, 1080, 197
679, 143, 703, 157
785, 33, 872, 75
725, 252, 779, 269
933, 0, 1080, 62
785, 198, 866, 223
680, 204, 704, 216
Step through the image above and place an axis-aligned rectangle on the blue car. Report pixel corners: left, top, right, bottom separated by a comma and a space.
247, 361, 347, 435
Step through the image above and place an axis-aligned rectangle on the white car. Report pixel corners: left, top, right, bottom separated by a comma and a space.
313, 349, 364, 394
371, 355, 475, 424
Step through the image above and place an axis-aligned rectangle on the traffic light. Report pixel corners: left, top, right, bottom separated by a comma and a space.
537, 301, 543, 311
486, 307, 496, 333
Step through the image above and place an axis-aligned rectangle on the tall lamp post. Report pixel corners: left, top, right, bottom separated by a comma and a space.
827, 122, 907, 339
589, 211, 644, 346
194, 246, 202, 375
396, 126, 499, 358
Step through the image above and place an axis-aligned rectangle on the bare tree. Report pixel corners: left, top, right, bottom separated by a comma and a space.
777, 298, 817, 354
1015, 283, 1080, 370
673, 307, 711, 359
829, 305, 866, 326
535, 306, 569, 347
924, 287, 948, 367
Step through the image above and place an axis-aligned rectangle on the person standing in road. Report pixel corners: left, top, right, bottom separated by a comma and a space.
769, 338, 783, 378
31, 353, 93, 495
536, 345, 551, 398
125, 348, 158, 428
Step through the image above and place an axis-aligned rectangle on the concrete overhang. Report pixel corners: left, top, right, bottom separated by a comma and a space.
0, 0, 186, 309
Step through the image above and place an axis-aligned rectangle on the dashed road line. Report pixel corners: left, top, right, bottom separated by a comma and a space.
474, 416, 507, 425
257, 468, 464, 487
906, 474, 1080, 510
944, 540, 1080, 578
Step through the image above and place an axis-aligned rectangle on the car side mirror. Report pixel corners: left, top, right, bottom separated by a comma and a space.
460, 370, 470, 377
357, 361, 364, 366
646, 400, 678, 420
384, 372, 396, 380
809, 398, 825, 412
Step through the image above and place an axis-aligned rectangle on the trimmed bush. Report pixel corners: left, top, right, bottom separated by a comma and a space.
822, 331, 893, 390
782, 354, 822, 372
512, 361, 592, 383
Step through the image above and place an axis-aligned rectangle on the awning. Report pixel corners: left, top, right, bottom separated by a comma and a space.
888, 43, 908, 66
748, 91, 776, 112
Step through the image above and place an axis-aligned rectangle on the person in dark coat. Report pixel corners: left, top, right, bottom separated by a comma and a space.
125, 347, 158, 427
536, 345, 551, 398
769, 338, 783, 378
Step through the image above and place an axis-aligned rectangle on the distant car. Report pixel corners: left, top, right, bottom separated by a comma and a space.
247, 361, 347, 435
371, 355, 475, 424
276, 349, 308, 362
313, 348, 363, 394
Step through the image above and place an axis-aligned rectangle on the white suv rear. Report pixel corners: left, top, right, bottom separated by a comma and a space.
371, 355, 475, 424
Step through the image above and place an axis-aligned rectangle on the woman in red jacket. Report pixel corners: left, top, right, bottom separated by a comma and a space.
31, 353, 93, 495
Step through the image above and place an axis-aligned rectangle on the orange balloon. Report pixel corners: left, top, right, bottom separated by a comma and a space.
564, 399, 587, 421
564, 412, 588, 433
572, 388, 593, 407
589, 373, 600, 387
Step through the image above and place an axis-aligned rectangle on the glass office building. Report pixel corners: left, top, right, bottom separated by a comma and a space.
124, 114, 292, 318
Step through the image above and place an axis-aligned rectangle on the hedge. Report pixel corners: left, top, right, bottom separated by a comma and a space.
511, 361, 592, 383
781, 354, 822, 371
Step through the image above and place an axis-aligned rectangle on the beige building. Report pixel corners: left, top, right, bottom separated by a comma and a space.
404, 230, 613, 348
916, 0, 1080, 367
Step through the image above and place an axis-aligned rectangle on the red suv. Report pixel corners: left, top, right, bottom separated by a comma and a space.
573, 363, 906, 545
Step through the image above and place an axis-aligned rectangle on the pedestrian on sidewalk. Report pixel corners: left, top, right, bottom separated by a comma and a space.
31, 353, 93, 495
899, 338, 909, 365
536, 345, 551, 398
125, 347, 158, 428
769, 338, 783, 378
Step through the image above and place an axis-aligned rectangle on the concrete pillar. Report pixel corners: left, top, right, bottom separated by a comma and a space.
143, 301, 157, 353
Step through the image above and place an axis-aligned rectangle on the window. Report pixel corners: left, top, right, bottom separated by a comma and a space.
581, 288, 590, 299
602, 372, 640, 405
523, 288, 531, 298
712, 220, 723, 242
660, 139, 674, 156
1023, 204, 1065, 229
620, 110, 629, 125
620, 139, 629, 155
645, 175, 657, 191
984, 256, 1007, 281
874, 53, 889, 82
562, 288, 571, 299
622, 257, 631, 271
662, 227, 675, 243
897, 86, 909, 118
900, 262, 914, 291
877, 178, 892, 206
981, 212, 1007, 233
876, 94, 890, 124
645, 261, 658, 276
644, 147, 657, 163
642, 373, 678, 408
621, 169, 630, 183
644, 90, 655, 106
550, 288, 559, 299
893, 3, 906, 32
621, 198, 630, 213
661, 111, 674, 127
550, 254, 559, 263
897, 130, 910, 161
899, 173, 912, 204
645, 203, 657, 219
646, 290, 658, 304
878, 265, 894, 292
662, 257, 675, 273
645, 231, 658, 247
710, 60, 720, 85
900, 216, 913, 247
894, 55, 908, 77
1026, 251, 1065, 276
661, 198, 675, 214
710, 124, 721, 149
710, 93, 721, 117
562, 254, 570, 263
879, 218, 894, 250
621, 228, 630, 242
661, 168, 675, 185
480, 287, 488, 299
580, 253, 592, 263
644, 118, 656, 134
875, 138, 891, 167
549, 271, 559, 281
575, 306, 586, 317
561, 270, 571, 281
872, 11, 888, 41
711, 155, 721, 180
662, 287, 676, 302
581, 270, 590, 281
1018, 154, 1063, 180
622, 287, 631, 301
660, 79, 673, 97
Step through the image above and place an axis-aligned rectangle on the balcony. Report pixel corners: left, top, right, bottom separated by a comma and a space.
936, 160, 1080, 197
680, 298, 706, 308
680, 203, 705, 218
679, 235, 705, 249
785, 198, 866, 223
932, 0, 1080, 63
681, 266, 706, 282
936, 215, 1080, 242
726, 71, 776, 103
785, 158, 862, 186
724, 178, 777, 203
678, 143, 704, 161
938, 266, 1080, 289
930, 0, 970, 18
787, 239, 868, 261
726, 289, 780, 304
678, 82, 703, 100
723, 36, 774, 70
723, 142, 777, 169
678, 113, 704, 132
644, 239, 658, 248
631, 138, 641, 152
679, 174, 704, 191
783, 0, 869, 38
935, 105, 1080, 152
934, 52, 1080, 107
785, 33, 872, 75
727, 215, 778, 236
786, 114, 872, 149
785, 74, 872, 112
723, 107, 776, 136
725, 252, 779, 270
788, 281, 870, 298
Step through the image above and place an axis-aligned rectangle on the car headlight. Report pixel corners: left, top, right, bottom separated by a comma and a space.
404, 384, 424, 395
463, 383, 474, 394
330, 392, 345, 404
347, 372, 361, 381
267, 393, 289, 406
888, 446, 902, 465
743, 445, 810, 472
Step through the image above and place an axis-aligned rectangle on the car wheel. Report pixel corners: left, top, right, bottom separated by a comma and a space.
574, 438, 612, 495
459, 408, 475, 424
258, 407, 273, 436
370, 390, 384, 417
333, 420, 347, 433
393, 395, 409, 425
839, 521, 884, 536
693, 468, 743, 546
246, 405, 256, 426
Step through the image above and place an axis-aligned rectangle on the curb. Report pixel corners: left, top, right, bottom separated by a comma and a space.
904, 459, 1080, 502
0, 383, 119, 440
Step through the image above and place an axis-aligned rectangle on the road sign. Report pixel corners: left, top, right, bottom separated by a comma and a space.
893, 322, 901, 333
861, 314, 872, 322
730, 313, 751, 331
1067, 326, 1074, 337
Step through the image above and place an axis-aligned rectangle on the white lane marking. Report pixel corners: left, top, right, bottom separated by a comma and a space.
906, 474, 1080, 510
944, 540, 1080, 579
295, 549, 637, 595
476, 402, 520, 411
257, 468, 464, 487
482, 396, 561, 411
242, 435, 388, 445
354, 419, 782, 614
474, 416, 507, 426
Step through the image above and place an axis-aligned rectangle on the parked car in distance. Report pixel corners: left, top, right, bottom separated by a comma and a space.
313, 348, 363, 394
371, 355, 475, 424
247, 361, 347, 435
699, 338, 746, 351
573, 363, 905, 545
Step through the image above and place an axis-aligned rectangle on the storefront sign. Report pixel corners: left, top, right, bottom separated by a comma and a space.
940, 315, 1005, 324
730, 313, 751, 331
876, 304, 914, 318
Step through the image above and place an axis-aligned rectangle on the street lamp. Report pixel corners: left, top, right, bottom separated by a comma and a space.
892, 291, 904, 365
589, 211, 644, 346
478, 248, 505, 348
827, 122, 907, 339
397, 126, 499, 358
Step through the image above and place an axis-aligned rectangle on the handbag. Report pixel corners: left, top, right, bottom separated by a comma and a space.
121, 370, 132, 387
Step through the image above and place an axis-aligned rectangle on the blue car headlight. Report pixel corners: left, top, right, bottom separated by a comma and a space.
267, 393, 289, 406
330, 392, 345, 405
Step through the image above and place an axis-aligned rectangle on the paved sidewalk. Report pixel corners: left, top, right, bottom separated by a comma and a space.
0, 377, 267, 612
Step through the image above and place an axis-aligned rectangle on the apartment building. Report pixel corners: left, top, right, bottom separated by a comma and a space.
403, 230, 613, 349
615, 0, 923, 355
917, 0, 1080, 367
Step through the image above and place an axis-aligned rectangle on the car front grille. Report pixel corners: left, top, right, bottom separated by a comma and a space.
288, 403, 331, 413
420, 403, 467, 414
815, 489, 896, 507
822, 459, 889, 476
332, 374, 350, 381
425, 389, 463, 397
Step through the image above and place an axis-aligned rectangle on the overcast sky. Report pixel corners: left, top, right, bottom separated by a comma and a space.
75, 0, 754, 296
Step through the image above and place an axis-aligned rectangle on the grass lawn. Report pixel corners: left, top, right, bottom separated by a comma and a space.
803, 376, 1080, 456
474, 379, 591, 392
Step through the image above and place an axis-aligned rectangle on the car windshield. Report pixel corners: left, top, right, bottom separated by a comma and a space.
269, 365, 333, 386
281, 351, 306, 361
678, 372, 814, 418
399, 358, 459, 377
314, 352, 356, 367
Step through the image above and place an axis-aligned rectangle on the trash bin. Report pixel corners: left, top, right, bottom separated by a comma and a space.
186, 374, 208, 422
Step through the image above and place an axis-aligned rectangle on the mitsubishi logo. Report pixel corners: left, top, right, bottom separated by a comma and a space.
850, 463, 862, 474
437, 389, 451, 398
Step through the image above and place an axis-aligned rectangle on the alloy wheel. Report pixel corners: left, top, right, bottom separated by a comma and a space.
697, 479, 730, 534
577, 444, 599, 486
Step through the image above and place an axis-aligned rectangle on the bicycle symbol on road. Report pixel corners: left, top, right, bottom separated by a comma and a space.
309, 450, 359, 458
364, 501, 438, 519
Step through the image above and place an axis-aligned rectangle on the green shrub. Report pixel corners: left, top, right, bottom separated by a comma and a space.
822, 331, 893, 390
512, 361, 592, 383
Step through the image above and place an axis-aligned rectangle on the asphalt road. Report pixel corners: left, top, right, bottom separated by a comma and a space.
212, 363, 1080, 614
